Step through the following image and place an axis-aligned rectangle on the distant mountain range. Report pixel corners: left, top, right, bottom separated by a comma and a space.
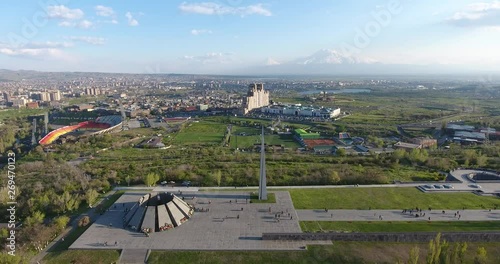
291, 49, 379, 65
247, 49, 487, 76
1, 49, 499, 77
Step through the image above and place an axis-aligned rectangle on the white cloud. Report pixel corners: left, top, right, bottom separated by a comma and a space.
179, 2, 272, 16
58, 21, 74, 27
68, 36, 106, 45
26, 41, 73, 48
58, 20, 94, 29
191, 29, 213, 35
448, 1, 500, 27
78, 20, 93, 29
0, 47, 69, 60
47, 5, 84, 20
95, 5, 115, 17
182, 52, 234, 64
125, 12, 139, 26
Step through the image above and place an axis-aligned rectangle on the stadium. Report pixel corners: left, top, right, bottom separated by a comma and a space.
39, 115, 123, 145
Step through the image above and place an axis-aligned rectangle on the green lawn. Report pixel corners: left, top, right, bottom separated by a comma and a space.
54, 226, 89, 251
289, 188, 500, 210
44, 250, 120, 264
148, 243, 500, 264
230, 132, 300, 149
250, 192, 276, 203
0, 108, 46, 122
172, 121, 227, 145
300, 221, 500, 233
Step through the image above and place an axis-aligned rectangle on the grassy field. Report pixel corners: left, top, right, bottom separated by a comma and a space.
230, 132, 300, 149
300, 221, 500, 233
250, 192, 276, 203
289, 188, 500, 210
169, 120, 301, 148
44, 250, 120, 264
0, 108, 46, 122
148, 242, 500, 264
172, 121, 227, 145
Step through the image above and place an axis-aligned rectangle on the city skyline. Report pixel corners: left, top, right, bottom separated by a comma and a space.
1, 0, 500, 74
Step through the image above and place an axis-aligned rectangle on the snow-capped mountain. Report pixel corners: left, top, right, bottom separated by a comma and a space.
265, 57, 281, 65
292, 49, 378, 65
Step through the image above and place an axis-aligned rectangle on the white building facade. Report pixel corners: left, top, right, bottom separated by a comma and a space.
242, 83, 270, 114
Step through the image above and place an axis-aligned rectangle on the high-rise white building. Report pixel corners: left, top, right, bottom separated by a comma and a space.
40, 92, 50, 102
242, 83, 269, 114
49, 90, 61, 101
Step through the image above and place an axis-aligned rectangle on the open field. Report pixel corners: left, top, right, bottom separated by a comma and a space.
148, 242, 500, 264
44, 250, 120, 264
250, 192, 276, 203
230, 132, 300, 149
300, 221, 500, 233
171, 121, 227, 145
289, 188, 500, 210
0, 108, 46, 122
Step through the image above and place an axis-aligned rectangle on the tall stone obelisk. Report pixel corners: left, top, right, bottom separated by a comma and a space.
258, 126, 267, 200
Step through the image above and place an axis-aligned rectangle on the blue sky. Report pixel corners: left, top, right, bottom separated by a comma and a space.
0, 0, 499, 73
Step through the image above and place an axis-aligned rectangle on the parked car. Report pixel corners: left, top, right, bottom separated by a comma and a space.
443, 184, 454, 189
433, 184, 443, 189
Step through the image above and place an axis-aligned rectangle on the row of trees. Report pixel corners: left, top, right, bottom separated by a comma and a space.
406, 233, 488, 264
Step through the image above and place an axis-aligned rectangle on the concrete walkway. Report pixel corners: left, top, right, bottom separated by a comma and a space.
30, 190, 117, 264
297, 209, 500, 221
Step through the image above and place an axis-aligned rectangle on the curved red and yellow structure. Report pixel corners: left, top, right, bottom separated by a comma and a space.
39, 121, 111, 145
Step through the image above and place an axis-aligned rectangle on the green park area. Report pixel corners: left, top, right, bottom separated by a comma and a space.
289, 188, 500, 210
171, 121, 227, 145
169, 119, 301, 148
300, 221, 500, 233
148, 242, 500, 264
229, 127, 300, 149
43, 250, 120, 264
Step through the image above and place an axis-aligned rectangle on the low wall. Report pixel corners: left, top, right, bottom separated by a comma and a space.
262, 232, 500, 243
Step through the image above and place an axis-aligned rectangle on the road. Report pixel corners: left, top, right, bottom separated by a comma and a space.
113, 169, 500, 196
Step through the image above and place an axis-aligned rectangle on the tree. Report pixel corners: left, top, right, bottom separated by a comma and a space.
328, 170, 340, 184
392, 149, 407, 161
439, 240, 450, 264
125, 175, 131, 186
451, 242, 459, 264
214, 170, 222, 187
474, 247, 487, 264
25, 211, 45, 227
53, 216, 70, 232
408, 246, 420, 264
458, 242, 468, 264
143, 172, 160, 187
475, 155, 487, 167
78, 216, 91, 227
85, 188, 99, 207
426, 233, 443, 264
336, 148, 346, 157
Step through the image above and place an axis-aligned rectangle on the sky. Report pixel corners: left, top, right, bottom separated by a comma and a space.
0, 0, 499, 74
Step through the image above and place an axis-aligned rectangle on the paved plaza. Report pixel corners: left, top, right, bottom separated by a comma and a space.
70, 191, 330, 251
70, 168, 500, 254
